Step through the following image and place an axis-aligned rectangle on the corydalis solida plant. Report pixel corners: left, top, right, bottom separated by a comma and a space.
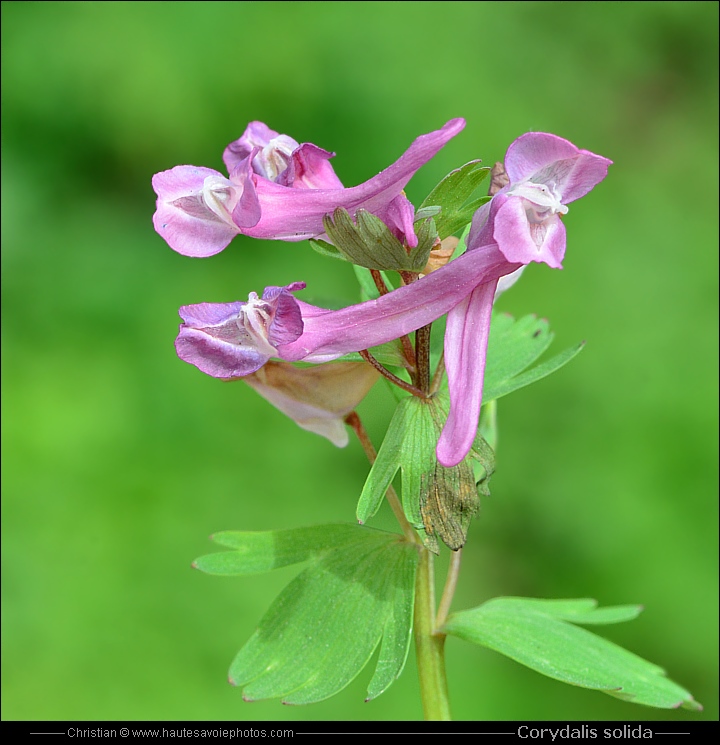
153, 120, 700, 718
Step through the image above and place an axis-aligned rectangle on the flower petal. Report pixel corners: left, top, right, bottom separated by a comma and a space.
466, 195, 498, 253
223, 121, 299, 178
152, 166, 242, 257
175, 284, 306, 378
383, 192, 419, 248
175, 301, 270, 378
505, 132, 580, 182
229, 156, 262, 229
241, 118, 466, 242
243, 361, 379, 446
264, 283, 306, 347
436, 280, 498, 468
176, 300, 243, 328
505, 132, 612, 203
277, 143, 344, 190
278, 243, 519, 362
492, 195, 567, 268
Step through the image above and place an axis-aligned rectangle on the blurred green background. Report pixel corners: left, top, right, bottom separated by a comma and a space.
2, 0, 717, 723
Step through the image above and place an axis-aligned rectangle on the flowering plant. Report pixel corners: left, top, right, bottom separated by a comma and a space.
153, 119, 699, 718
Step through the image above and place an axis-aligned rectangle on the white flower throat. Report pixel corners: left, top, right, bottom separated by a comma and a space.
509, 181, 568, 223
253, 135, 299, 182
202, 175, 237, 225
238, 292, 278, 357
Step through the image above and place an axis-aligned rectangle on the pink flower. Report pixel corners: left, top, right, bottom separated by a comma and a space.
437, 133, 611, 465
152, 119, 465, 257
175, 283, 306, 378
169, 130, 611, 469
471, 132, 612, 269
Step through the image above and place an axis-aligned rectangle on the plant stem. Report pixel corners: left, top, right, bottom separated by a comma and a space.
369, 269, 390, 296
359, 349, 427, 399
435, 548, 462, 630
414, 548, 451, 720
400, 335, 418, 377
430, 350, 446, 395
368, 270, 416, 373
399, 270, 419, 286
344, 411, 418, 544
415, 324, 432, 394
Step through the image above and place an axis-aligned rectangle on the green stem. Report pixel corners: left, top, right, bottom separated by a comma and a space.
430, 350, 445, 395
435, 548, 462, 630
414, 548, 452, 720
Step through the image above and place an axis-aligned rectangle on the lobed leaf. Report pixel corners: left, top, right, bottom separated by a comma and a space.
356, 396, 435, 527
419, 160, 491, 239
492, 597, 643, 625
357, 395, 494, 552
443, 597, 701, 711
323, 208, 415, 271
194, 523, 382, 576
308, 238, 348, 261
226, 531, 418, 704
364, 543, 418, 700
481, 312, 585, 403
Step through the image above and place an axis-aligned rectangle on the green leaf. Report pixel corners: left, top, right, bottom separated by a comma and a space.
356, 396, 436, 527
194, 523, 373, 576
308, 238, 348, 261
443, 597, 701, 711
419, 160, 491, 239
333, 345, 409, 370
355, 210, 410, 266
323, 208, 416, 271
357, 395, 494, 552
482, 313, 585, 403
205, 525, 418, 704
491, 597, 644, 625
364, 541, 418, 701
485, 314, 555, 387
414, 205, 441, 221
485, 342, 586, 402
406, 215, 438, 272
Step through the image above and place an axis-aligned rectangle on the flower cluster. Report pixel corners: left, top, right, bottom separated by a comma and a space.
153, 118, 464, 256
153, 120, 610, 466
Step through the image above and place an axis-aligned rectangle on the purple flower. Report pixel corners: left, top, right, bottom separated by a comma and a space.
471, 132, 612, 269
281, 133, 611, 467
435, 133, 611, 465
175, 283, 306, 378
223, 121, 345, 190
276, 245, 520, 364
171, 130, 610, 470
153, 119, 465, 257
174, 280, 381, 446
